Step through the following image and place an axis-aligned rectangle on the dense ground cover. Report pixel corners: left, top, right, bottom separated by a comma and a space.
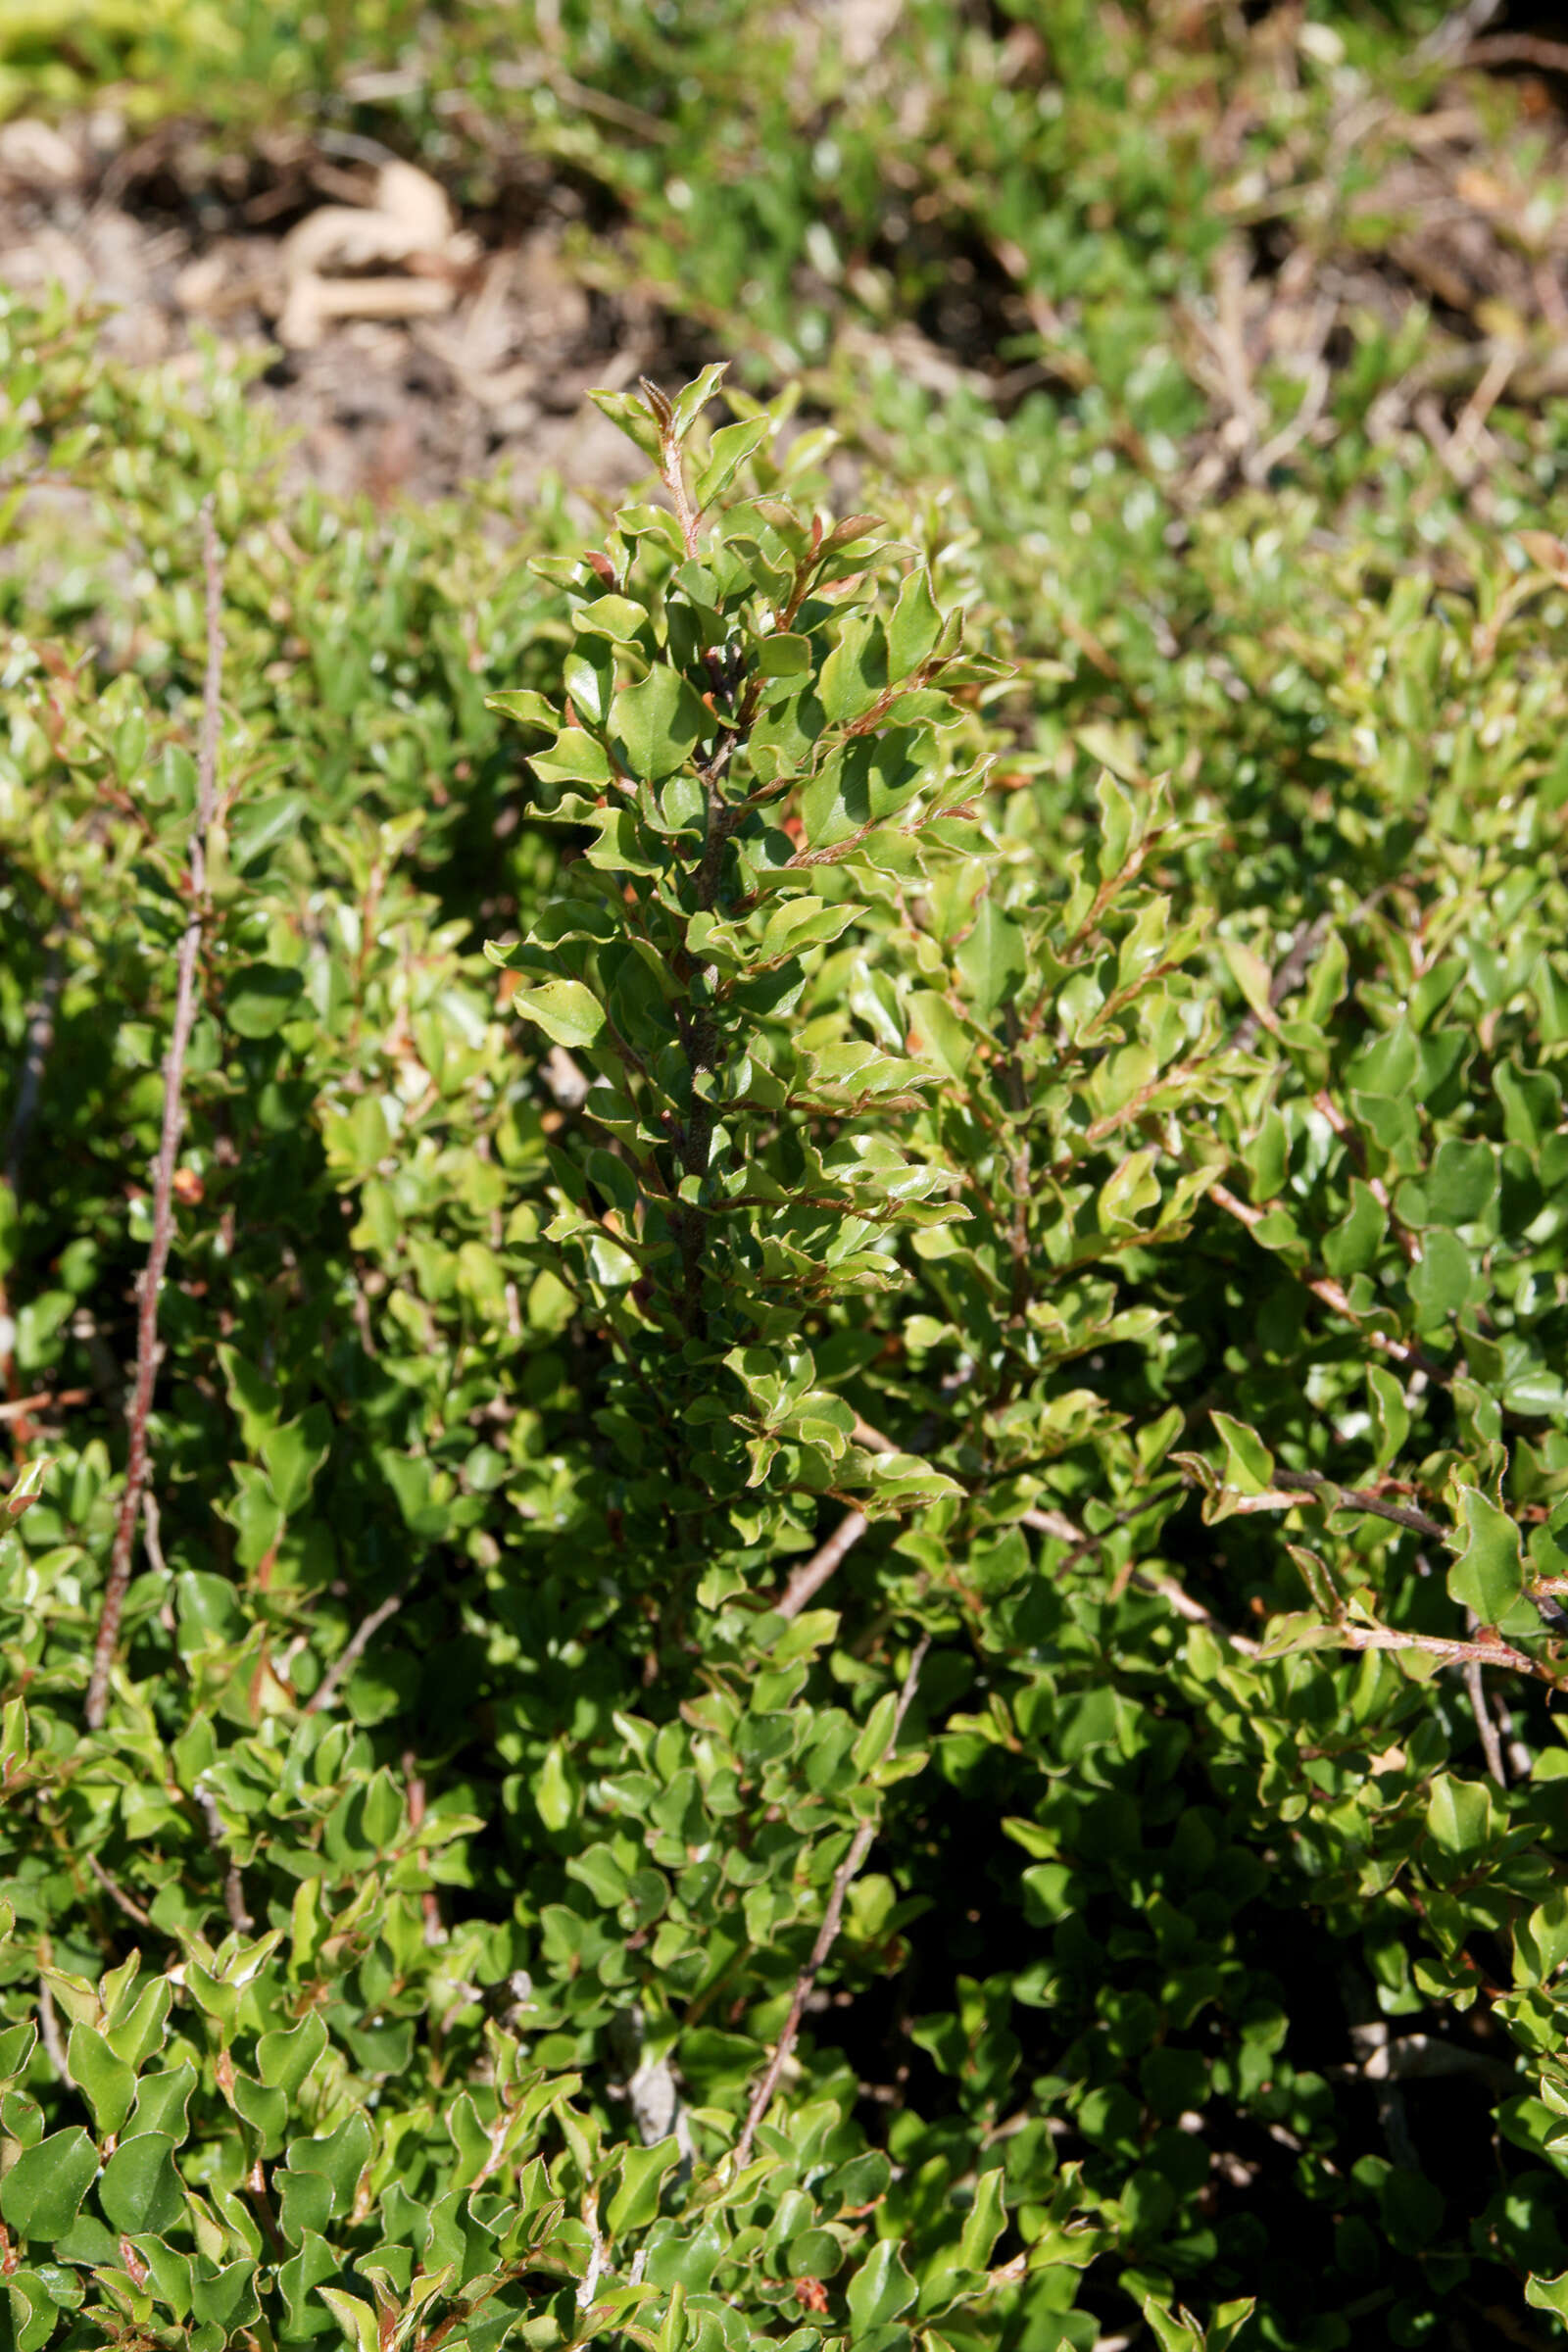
7, 7, 1568, 2351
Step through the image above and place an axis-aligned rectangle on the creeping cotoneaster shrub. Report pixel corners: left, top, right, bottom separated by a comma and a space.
7, 309, 1568, 2352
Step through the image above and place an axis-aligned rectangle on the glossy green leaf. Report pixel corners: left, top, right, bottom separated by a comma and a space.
0, 2131, 99, 2242
98, 2133, 183, 2235
508, 978, 605, 1051
614, 664, 710, 781
1446, 1485, 1524, 1626
846, 2239, 917, 2331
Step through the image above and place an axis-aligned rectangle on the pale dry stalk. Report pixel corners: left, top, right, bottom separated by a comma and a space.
732, 1635, 929, 2168
85, 503, 223, 1732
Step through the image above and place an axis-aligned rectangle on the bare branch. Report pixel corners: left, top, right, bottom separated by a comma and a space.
196, 1788, 254, 1933
86, 1852, 157, 1932
5, 939, 64, 1195
1272, 1468, 1447, 1541
772, 1402, 961, 1620
85, 502, 224, 1733
1329, 1624, 1551, 1679
305, 1570, 416, 1715
732, 1636, 929, 2169
1463, 31, 1568, 73
776, 1510, 870, 1621
36, 1980, 66, 2079
1208, 1181, 1447, 1384
1464, 1655, 1508, 1786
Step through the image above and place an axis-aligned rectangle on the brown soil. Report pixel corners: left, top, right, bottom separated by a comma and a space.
2, 41, 1568, 521
0, 113, 685, 508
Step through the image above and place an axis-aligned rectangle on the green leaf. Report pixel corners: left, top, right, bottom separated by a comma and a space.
0, 2130, 98, 2242
99, 2132, 182, 2235
226, 963, 305, 1040
1220, 937, 1273, 1024
607, 2136, 681, 2238
614, 664, 710, 781
1528, 2274, 1568, 2321
509, 979, 605, 1051
258, 2013, 329, 2097
1426, 1773, 1494, 1858
1366, 1364, 1410, 1471
6, 2272, 58, 2352
318, 2287, 380, 2352
1446, 1486, 1524, 1625
906, 991, 972, 1081
261, 1407, 331, 1516
288, 2110, 372, 2214
1408, 1229, 1473, 1329
1424, 1137, 1497, 1227
819, 612, 888, 727
1516, 1890, 1568, 1984
66, 2024, 135, 2136
956, 901, 1025, 1021
131, 2235, 193, 2319
755, 631, 810, 676
1142, 2296, 1203, 2352
1099, 1151, 1160, 1235
1322, 1180, 1387, 1278
958, 2169, 1007, 2270
531, 727, 615, 787
695, 416, 769, 507
231, 792, 307, 872
887, 568, 943, 681
669, 364, 730, 441
846, 2239, 917, 2331
103, 1978, 170, 2074
587, 388, 663, 465
486, 688, 559, 730
0, 2024, 36, 2084
191, 2260, 260, 2334
533, 1742, 577, 1833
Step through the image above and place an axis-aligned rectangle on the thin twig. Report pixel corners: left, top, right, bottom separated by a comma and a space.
776, 1510, 870, 1621
1208, 1180, 1447, 1384
5, 941, 63, 1194
773, 1403, 957, 1618
1330, 1624, 1549, 1678
86, 1852, 157, 1932
1272, 1469, 1447, 1541
305, 1571, 416, 1714
1416, 0, 1503, 63
732, 1636, 930, 2168
36, 1980, 67, 2079
1136, 1568, 1261, 1655
0, 1388, 89, 1424
1463, 32, 1568, 74
196, 1788, 254, 1933
1464, 1655, 1507, 1785
85, 503, 223, 1733
1463, 1608, 1508, 1786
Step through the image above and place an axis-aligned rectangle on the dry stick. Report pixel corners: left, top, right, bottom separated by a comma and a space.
85, 1851, 157, 1933
1463, 31, 1568, 73
5, 941, 63, 1195
1463, 1604, 1509, 1786
36, 1980, 67, 2079
304, 1572, 416, 1715
1335, 1622, 1546, 1677
1207, 1180, 1447, 1385
1270, 1468, 1446, 1542
1465, 1654, 1508, 1787
732, 1636, 930, 2170
196, 1788, 254, 1934
776, 1509, 870, 1622
84, 504, 223, 1734
773, 1415, 911, 1619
